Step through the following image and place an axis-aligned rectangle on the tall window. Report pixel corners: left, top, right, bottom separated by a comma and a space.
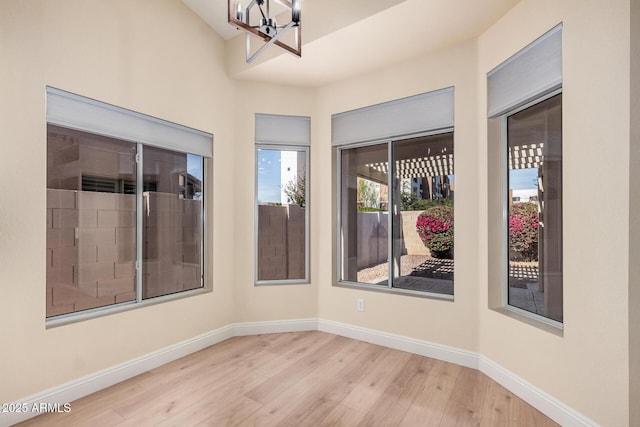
254, 114, 310, 285
507, 94, 562, 322
487, 24, 563, 326
339, 132, 454, 296
46, 88, 211, 319
256, 146, 308, 283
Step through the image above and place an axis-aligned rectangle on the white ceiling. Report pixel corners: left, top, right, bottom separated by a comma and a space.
183, 0, 520, 87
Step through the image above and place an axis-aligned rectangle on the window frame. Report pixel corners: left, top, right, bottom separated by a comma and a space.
488, 89, 563, 332
334, 128, 455, 300
502, 90, 563, 328
46, 89, 211, 327
254, 143, 310, 286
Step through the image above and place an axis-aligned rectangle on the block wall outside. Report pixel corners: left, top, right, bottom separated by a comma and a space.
143, 192, 202, 299
257, 204, 306, 281
46, 189, 136, 317
46, 190, 203, 316
355, 211, 429, 269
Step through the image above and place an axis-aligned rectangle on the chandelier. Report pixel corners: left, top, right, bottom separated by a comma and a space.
228, 0, 301, 63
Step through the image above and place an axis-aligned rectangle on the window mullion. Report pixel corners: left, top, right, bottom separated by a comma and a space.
387, 141, 393, 289
136, 143, 143, 303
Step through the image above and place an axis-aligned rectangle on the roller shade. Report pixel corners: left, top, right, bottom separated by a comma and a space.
331, 87, 454, 146
488, 24, 562, 118
255, 113, 311, 146
46, 87, 213, 158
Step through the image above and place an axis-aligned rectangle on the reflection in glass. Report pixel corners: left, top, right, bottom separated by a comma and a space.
256, 148, 307, 282
340, 143, 389, 285
46, 125, 137, 317
142, 146, 203, 299
391, 133, 454, 295
507, 94, 562, 322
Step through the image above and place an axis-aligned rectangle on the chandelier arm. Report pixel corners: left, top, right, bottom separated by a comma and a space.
246, 20, 295, 63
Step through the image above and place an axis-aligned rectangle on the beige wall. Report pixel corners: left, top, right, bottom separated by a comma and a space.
317, 41, 481, 353
0, 0, 237, 403
477, 0, 630, 425
630, 0, 640, 425
232, 81, 318, 322
0, 0, 636, 425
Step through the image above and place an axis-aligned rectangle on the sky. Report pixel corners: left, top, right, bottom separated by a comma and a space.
257, 149, 282, 203
509, 168, 538, 190
187, 153, 203, 181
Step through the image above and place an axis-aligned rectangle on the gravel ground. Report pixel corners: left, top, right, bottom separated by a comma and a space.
357, 255, 430, 283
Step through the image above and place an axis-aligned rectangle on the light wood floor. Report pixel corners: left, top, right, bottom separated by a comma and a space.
18, 331, 558, 426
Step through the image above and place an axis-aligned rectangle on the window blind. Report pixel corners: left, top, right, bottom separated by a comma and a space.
331, 87, 454, 146
487, 24, 562, 118
255, 113, 311, 146
46, 87, 213, 158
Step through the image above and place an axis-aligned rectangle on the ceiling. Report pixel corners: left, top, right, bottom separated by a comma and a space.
182, 0, 520, 87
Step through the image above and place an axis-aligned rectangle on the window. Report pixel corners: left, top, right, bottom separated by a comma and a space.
507, 94, 562, 322
333, 88, 455, 297
256, 146, 308, 283
338, 134, 454, 296
255, 114, 310, 284
487, 24, 563, 326
46, 88, 211, 320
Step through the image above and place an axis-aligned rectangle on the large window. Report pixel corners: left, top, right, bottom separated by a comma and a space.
46, 88, 211, 320
338, 132, 454, 296
256, 146, 309, 283
507, 94, 562, 322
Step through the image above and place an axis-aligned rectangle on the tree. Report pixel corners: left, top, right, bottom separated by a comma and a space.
282, 175, 306, 207
357, 177, 379, 209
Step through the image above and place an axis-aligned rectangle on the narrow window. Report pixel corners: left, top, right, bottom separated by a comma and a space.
507, 94, 562, 322
254, 113, 310, 285
487, 24, 563, 327
256, 146, 309, 283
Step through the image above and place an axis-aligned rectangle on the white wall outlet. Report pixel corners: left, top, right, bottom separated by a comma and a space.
357, 298, 365, 312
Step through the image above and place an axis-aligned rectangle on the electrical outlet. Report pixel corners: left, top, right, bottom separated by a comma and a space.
357, 298, 365, 312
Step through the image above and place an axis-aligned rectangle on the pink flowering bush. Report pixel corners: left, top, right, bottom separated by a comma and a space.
416, 206, 454, 259
509, 202, 539, 261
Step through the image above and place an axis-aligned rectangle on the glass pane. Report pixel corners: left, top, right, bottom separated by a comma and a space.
507, 94, 562, 322
340, 143, 389, 285
143, 147, 203, 299
256, 148, 307, 282
391, 133, 454, 295
46, 125, 137, 317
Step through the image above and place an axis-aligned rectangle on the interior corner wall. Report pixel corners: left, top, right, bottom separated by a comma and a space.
477, 0, 631, 425
0, 0, 237, 403
629, 0, 640, 425
232, 81, 319, 323
316, 41, 481, 354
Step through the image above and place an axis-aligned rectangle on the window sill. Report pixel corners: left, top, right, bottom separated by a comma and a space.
490, 305, 564, 337
45, 287, 210, 329
334, 280, 454, 301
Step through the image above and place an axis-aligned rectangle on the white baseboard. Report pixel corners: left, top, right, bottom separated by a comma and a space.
2, 318, 596, 427
478, 356, 598, 427
0, 324, 234, 427
232, 318, 318, 336
317, 319, 479, 369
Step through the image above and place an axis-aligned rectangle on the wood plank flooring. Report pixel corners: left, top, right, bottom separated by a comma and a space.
17, 331, 558, 426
